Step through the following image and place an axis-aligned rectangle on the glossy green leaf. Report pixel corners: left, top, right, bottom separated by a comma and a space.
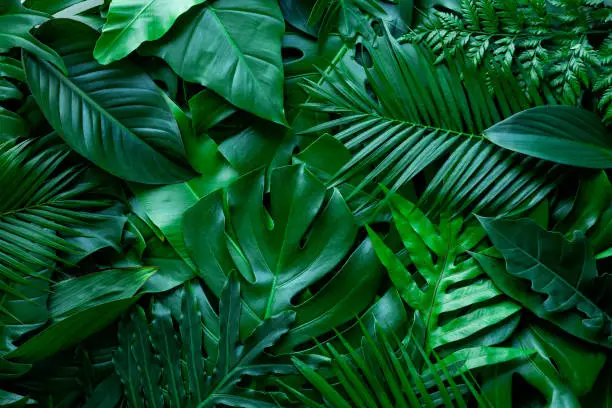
23, 19, 195, 184
481, 323, 601, 407
484, 106, 612, 168
50, 267, 156, 320
93, 0, 207, 64
0, 107, 27, 141
368, 191, 521, 355
0, 79, 22, 101
8, 298, 138, 362
0, 10, 66, 73
183, 164, 385, 351
142, 0, 287, 125
476, 217, 612, 347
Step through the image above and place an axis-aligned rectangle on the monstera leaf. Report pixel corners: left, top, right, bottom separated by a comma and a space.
475, 217, 612, 348
183, 164, 387, 352
367, 191, 522, 358
114, 276, 295, 408
23, 19, 194, 184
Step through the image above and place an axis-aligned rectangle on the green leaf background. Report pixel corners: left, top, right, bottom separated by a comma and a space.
0, 0, 611, 406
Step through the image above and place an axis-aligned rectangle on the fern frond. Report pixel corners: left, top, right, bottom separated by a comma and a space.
407, 0, 610, 105
367, 191, 523, 356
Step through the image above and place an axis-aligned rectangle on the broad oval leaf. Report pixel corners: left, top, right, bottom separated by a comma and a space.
142, 0, 288, 125
23, 20, 195, 184
484, 105, 612, 168
93, 0, 207, 64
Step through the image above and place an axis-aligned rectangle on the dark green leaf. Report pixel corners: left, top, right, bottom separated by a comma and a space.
484, 106, 612, 168
24, 20, 195, 184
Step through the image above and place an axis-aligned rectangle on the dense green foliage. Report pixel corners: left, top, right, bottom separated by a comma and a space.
0, 0, 611, 406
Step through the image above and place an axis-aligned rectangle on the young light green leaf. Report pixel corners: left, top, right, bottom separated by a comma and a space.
94, 0, 207, 64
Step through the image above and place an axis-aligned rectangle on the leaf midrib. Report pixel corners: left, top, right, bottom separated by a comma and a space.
497, 228, 610, 323
207, 5, 280, 113
33, 56, 165, 158
97, 0, 161, 60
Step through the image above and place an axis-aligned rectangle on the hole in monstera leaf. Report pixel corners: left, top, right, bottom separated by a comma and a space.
282, 47, 305, 63
511, 373, 547, 407
355, 43, 373, 69
371, 20, 384, 36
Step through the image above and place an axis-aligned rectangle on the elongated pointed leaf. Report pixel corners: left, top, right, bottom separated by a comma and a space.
0, 11, 66, 73
484, 106, 612, 168
23, 19, 194, 184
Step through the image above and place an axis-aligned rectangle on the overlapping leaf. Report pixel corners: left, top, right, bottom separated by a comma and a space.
114, 277, 295, 407
475, 217, 612, 347
183, 164, 390, 352
94, 0, 207, 64
300, 27, 569, 216
23, 19, 194, 184
368, 191, 521, 357
143, 0, 287, 125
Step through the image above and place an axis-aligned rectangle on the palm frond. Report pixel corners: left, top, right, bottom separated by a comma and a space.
0, 137, 111, 298
114, 276, 296, 407
279, 319, 491, 408
300, 26, 562, 217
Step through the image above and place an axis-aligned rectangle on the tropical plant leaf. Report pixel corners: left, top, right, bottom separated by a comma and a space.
475, 217, 612, 347
368, 190, 522, 356
7, 267, 155, 362
0, 137, 112, 296
183, 164, 389, 351
114, 276, 296, 407
0, 79, 22, 101
0, 7, 66, 73
0, 107, 28, 141
281, 320, 491, 408
93, 0, 207, 64
299, 26, 562, 216
142, 0, 288, 125
484, 106, 612, 168
23, 19, 195, 184
480, 322, 602, 408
